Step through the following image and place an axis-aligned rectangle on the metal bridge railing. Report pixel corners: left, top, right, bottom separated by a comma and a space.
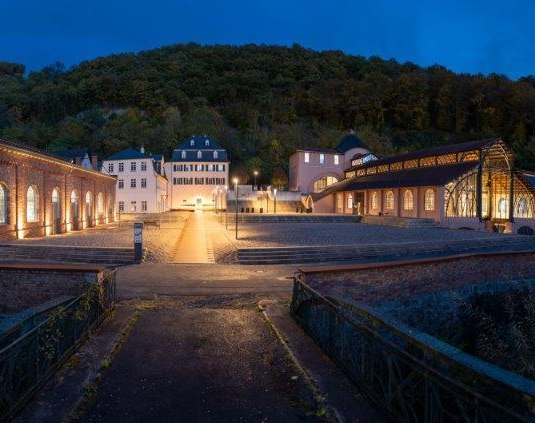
0, 270, 117, 420
290, 276, 535, 422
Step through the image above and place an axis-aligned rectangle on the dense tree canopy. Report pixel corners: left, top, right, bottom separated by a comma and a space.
1, 43, 534, 183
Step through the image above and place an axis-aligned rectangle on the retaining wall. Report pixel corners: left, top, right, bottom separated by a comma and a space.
0, 263, 106, 313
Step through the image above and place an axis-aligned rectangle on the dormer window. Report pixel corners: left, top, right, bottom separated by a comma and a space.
213, 151, 218, 159
181, 151, 186, 159
197, 151, 202, 159
190, 139, 194, 146
205, 139, 209, 146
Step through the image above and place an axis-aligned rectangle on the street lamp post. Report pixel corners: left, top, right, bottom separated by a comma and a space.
233, 178, 239, 239
253, 170, 258, 191
266, 190, 269, 213
274, 188, 277, 214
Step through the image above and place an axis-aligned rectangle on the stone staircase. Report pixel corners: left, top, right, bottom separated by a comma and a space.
360, 215, 438, 228
237, 236, 535, 265
0, 244, 138, 266
225, 214, 362, 224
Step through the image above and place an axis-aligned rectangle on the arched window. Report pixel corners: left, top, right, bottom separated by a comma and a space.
384, 190, 394, 210
197, 151, 202, 159
371, 192, 378, 209
498, 198, 508, 218
403, 189, 413, 211
97, 192, 104, 217
213, 151, 218, 159
0, 184, 7, 224
424, 189, 435, 211
26, 185, 39, 222
347, 193, 354, 209
86, 192, 92, 216
71, 190, 78, 203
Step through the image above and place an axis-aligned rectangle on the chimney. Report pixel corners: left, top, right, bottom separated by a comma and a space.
75, 156, 82, 165
91, 155, 98, 170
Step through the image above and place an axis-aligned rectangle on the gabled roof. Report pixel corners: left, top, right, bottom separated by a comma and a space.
171, 134, 229, 162
311, 162, 477, 202
335, 132, 367, 153
53, 149, 89, 160
106, 147, 148, 161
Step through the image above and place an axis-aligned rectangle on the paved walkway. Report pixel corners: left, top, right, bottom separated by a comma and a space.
173, 212, 215, 263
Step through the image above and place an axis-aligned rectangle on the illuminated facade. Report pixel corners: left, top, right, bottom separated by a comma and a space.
0, 139, 116, 240
310, 139, 535, 233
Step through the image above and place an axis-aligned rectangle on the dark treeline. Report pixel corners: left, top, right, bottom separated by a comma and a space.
1, 43, 535, 183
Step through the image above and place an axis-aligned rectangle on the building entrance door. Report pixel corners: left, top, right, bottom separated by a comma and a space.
52, 189, 61, 234
354, 192, 365, 215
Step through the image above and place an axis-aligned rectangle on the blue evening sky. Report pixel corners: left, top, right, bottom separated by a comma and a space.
0, 0, 533, 79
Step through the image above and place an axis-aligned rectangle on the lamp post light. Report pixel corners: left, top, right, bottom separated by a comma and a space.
274, 188, 278, 214
253, 170, 258, 191
233, 178, 239, 239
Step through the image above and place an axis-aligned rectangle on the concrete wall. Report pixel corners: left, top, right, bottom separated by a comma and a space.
0, 143, 116, 241
299, 250, 535, 305
0, 264, 105, 313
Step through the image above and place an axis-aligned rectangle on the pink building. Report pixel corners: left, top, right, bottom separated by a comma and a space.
165, 135, 229, 210
289, 132, 372, 194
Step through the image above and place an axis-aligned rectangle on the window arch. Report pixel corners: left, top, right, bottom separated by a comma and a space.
403, 189, 413, 211
86, 192, 92, 216
0, 183, 8, 224
371, 192, 378, 209
424, 189, 435, 211
498, 197, 508, 218
347, 193, 354, 209
26, 185, 39, 222
71, 190, 78, 203
384, 190, 394, 210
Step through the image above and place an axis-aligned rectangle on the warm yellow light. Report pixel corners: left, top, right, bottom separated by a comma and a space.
254, 171, 258, 176
233, 177, 238, 185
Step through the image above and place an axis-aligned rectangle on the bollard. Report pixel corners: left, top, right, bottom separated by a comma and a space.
134, 222, 143, 262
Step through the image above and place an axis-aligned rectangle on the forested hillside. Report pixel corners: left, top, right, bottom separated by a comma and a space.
1, 43, 535, 182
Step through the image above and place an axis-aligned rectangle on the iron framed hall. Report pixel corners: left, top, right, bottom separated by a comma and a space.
309, 139, 535, 233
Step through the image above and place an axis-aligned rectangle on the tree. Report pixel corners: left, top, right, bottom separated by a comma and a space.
271, 167, 288, 189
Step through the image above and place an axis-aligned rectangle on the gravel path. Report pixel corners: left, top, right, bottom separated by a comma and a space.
222, 221, 506, 249
6, 212, 189, 263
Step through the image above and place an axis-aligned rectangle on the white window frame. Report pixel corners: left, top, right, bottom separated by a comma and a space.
304, 152, 310, 163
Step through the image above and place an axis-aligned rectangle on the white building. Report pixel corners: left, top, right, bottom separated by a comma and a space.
101, 147, 169, 213
164, 135, 229, 210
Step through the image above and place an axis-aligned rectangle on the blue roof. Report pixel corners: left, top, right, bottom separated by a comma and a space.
53, 149, 89, 160
335, 132, 367, 153
106, 147, 148, 160
151, 153, 164, 161
171, 135, 229, 162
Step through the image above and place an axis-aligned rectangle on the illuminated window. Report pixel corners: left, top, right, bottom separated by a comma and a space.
498, 198, 508, 218
371, 192, 378, 209
181, 151, 186, 159
336, 194, 342, 209
424, 189, 435, 211
384, 190, 394, 210
197, 151, 202, 159
26, 185, 39, 222
97, 193, 104, 217
313, 176, 338, 192
403, 190, 413, 211
334, 155, 339, 165
0, 184, 7, 224
205, 139, 209, 146
319, 153, 325, 164
304, 152, 310, 163
214, 151, 218, 159
347, 194, 354, 209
